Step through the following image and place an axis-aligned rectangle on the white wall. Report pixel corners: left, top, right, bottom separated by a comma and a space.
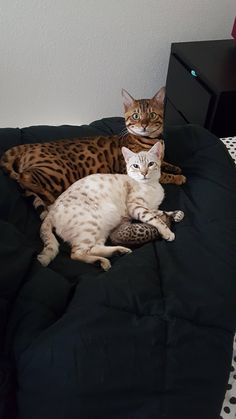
0, 0, 235, 128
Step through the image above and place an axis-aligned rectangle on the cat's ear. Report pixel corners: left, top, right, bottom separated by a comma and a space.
148, 141, 163, 160
122, 89, 135, 111
122, 146, 135, 163
151, 86, 165, 105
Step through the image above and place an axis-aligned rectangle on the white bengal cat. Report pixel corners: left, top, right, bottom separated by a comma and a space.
37, 142, 184, 270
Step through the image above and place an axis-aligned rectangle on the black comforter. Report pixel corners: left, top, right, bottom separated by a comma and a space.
0, 118, 236, 419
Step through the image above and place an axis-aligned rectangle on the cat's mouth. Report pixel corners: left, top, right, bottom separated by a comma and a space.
128, 127, 162, 138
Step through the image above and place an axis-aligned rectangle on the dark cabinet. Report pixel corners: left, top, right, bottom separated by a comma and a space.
164, 39, 236, 137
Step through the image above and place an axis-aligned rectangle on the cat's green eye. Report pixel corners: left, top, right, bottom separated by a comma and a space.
148, 162, 155, 167
132, 113, 140, 120
132, 164, 139, 169
149, 112, 157, 120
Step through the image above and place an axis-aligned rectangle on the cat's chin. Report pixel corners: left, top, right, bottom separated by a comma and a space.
129, 176, 148, 182
138, 177, 152, 182
128, 127, 161, 138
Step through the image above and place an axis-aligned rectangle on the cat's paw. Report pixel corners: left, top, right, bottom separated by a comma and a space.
37, 253, 50, 267
116, 246, 132, 255
166, 165, 182, 174
40, 210, 49, 221
100, 258, 111, 271
172, 165, 182, 174
173, 210, 184, 222
175, 175, 187, 185
165, 232, 175, 241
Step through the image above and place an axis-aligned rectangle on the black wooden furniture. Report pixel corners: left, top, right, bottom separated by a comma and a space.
164, 39, 236, 137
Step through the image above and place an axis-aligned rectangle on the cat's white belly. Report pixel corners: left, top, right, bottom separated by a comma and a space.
99, 200, 127, 236
52, 192, 127, 242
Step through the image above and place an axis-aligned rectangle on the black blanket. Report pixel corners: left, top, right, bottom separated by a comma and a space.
0, 118, 236, 419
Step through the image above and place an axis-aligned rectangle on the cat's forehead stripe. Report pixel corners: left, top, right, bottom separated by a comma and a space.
133, 152, 156, 163
138, 153, 147, 161
135, 99, 149, 112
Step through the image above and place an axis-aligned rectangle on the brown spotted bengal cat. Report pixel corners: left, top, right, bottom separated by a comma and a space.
0, 87, 185, 245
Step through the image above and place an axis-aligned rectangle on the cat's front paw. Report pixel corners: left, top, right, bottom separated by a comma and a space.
173, 210, 184, 222
37, 253, 50, 267
161, 161, 182, 174
165, 232, 175, 241
100, 258, 111, 271
172, 165, 182, 174
175, 175, 187, 185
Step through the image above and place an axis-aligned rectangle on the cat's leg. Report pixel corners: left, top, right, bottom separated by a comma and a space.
152, 209, 184, 222
37, 216, 59, 266
161, 160, 182, 174
137, 208, 182, 221
71, 246, 112, 271
90, 245, 132, 257
128, 204, 175, 241
24, 191, 48, 220
160, 172, 186, 185
166, 210, 184, 222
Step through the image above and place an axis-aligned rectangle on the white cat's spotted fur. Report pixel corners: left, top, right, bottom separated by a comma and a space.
37, 142, 184, 270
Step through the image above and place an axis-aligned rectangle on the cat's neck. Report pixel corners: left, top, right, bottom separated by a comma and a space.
141, 176, 160, 187
127, 132, 162, 141
120, 133, 160, 150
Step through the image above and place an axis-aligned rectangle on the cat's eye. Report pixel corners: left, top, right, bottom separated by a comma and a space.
148, 162, 155, 167
132, 113, 140, 120
149, 112, 157, 120
132, 164, 139, 169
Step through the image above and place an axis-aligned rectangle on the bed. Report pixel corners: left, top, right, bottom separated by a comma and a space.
0, 117, 236, 419
219, 136, 236, 419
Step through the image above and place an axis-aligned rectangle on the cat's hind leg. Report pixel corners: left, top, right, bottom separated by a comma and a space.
37, 216, 59, 266
70, 242, 132, 271
71, 248, 112, 271
24, 190, 49, 220
90, 245, 132, 257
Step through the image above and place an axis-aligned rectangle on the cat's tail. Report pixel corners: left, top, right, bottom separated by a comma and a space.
1, 146, 50, 220
0, 146, 23, 181
37, 215, 59, 266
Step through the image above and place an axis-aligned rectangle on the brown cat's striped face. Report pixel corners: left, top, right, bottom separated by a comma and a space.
122, 87, 165, 139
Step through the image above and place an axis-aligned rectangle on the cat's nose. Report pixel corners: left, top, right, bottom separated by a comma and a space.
141, 120, 148, 129
141, 170, 148, 177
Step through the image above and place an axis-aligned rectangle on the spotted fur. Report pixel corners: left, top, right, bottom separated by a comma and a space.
0, 87, 186, 222
37, 143, 184, 270
110, 210, 184, 247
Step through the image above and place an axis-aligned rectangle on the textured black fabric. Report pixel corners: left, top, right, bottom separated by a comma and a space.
0, 128, 21, 155
0, 119, 236, 419
20, 117, 125, 144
